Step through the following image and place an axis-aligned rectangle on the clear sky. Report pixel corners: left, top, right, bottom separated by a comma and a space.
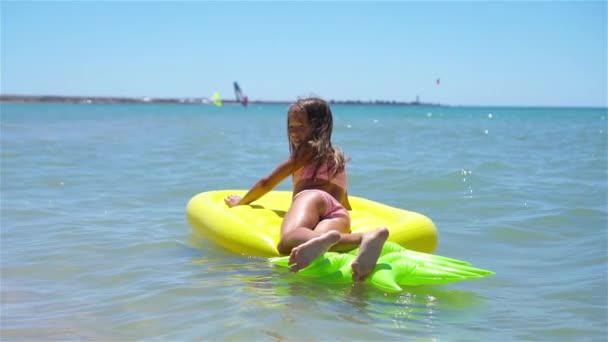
2, 1, 606, 107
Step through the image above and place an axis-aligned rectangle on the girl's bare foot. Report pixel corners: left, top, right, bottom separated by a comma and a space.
351, 227, 389, 282
288, 231, 341, 272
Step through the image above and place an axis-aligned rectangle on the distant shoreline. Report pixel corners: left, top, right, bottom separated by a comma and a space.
0, 95, 441, 107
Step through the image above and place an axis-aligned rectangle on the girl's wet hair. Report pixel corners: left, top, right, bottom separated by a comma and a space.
288, 97, 346, 178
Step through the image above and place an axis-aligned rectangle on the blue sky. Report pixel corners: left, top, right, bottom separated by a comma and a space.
2, 1, 606, 107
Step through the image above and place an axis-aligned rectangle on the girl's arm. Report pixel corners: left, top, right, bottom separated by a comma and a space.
225, 157, 296, 207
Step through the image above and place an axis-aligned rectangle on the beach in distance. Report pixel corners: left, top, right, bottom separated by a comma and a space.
0, 94, 440, 107
1, 102, 606, 340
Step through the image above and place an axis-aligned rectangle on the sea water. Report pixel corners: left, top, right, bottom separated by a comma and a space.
1, 103, 606, 341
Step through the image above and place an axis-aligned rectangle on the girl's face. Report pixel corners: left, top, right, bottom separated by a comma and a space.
288, 108, 312, 148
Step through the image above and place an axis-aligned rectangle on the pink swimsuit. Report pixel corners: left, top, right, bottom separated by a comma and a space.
292, 163, 349, 220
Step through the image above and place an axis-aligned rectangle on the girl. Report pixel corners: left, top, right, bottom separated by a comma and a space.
225, 97, 388, 282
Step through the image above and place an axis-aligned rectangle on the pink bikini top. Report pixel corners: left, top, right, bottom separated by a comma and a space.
292, 162, 348, 189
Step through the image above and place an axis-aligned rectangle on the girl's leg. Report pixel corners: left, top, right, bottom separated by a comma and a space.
318, 221, 391, 281
287, 231, 341, 272
277, 191, 327, 255
278, 191, 344, 272
289, 226, 389, 277
351, 227, 390, 282
314, 219, 361, 252
278, 191, 389, 277
288, 218, 355, 272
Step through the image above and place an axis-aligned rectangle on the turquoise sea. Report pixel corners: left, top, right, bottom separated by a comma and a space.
1, 103, 606, 341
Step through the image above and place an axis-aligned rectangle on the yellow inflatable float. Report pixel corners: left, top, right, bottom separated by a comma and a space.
186, 190, 438, 257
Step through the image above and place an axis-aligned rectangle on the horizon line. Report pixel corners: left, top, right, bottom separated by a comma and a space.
0, 94, 606, 109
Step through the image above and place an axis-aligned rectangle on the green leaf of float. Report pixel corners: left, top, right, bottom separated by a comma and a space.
299, 253, 354, 277
269, 241, 494, 291
351, 241, 474, 267
269, 253, 355, 283
268, 256, 290, 267
400, 249, 473, 266
367, 263, 404, 293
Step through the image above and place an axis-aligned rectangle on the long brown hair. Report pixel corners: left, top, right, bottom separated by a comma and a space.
287, 97, 347, 178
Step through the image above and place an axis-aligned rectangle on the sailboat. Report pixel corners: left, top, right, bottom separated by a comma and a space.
233, 82, 248, 107
212, 92, 223, 107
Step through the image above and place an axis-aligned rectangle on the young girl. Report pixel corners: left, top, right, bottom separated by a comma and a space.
224, 97, 388, 282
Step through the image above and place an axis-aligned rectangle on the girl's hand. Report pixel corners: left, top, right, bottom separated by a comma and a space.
224, 195, 242, 208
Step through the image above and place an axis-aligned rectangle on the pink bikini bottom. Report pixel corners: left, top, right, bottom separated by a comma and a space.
293, 189, 349, 220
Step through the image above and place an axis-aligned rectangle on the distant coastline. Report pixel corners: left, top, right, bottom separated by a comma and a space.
0, 95, 441, 107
